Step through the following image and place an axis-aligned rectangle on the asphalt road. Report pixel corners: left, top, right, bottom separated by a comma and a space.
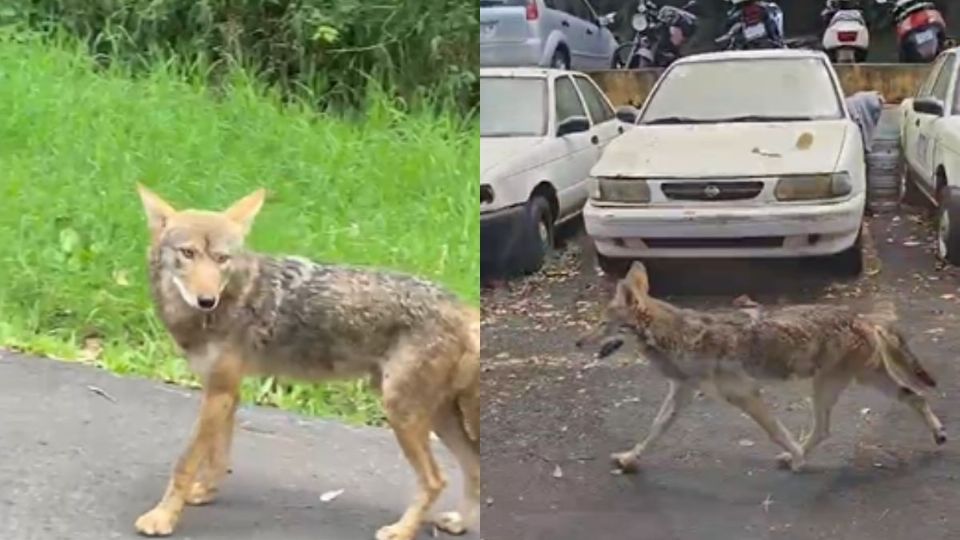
0, 352, 479, 540
481, 206, 960, 540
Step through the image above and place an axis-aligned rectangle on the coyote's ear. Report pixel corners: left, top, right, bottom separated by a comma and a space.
224, 188, 266, 233
136, 183, 177, 238
625, 261, 650, 298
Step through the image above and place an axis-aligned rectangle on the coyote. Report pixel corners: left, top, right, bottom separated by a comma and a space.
577, 262, 945, 474
133, 185, 479, 540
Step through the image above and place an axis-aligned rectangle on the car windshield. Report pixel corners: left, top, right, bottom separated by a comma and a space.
639, 58, 845, 125
481, 77, 547, 137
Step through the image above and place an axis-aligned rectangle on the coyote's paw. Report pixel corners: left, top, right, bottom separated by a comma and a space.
186, 482, 218, 505
935, 428, 948, 446
134, 508, 178, 537
375, 523, 416, 540
611, 451, 640, 474
775, 452, 805, 473
434, 511, 468, 535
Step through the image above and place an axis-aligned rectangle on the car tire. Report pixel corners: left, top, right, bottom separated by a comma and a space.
520, 195, 554, 273
550, 48, 570, 70
936, 186, 960, 265
597, 252, 632, 278
829, 230, 864, 277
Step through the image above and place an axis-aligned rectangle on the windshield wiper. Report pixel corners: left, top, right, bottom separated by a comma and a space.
642, 116, 718, 125
714, 115, 817, 123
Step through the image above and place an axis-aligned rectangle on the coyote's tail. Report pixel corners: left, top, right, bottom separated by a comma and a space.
876, 326, 937, 390
456, 306, 480, 443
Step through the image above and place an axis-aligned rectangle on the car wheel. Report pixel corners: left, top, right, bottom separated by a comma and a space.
830, 231, 864, 277
597, 253, 632, 278
550, 48, 570, 70
520, 195, 554, 273
936, 187, 960, 265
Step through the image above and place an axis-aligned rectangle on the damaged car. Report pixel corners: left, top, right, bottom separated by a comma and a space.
584, 49, 868, 276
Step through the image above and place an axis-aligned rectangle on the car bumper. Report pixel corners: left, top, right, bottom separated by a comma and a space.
583, 194, 865, 259
480, 40, 544, 67
481, 204, 528, 276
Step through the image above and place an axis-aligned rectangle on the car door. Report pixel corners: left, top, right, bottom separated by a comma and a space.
553, 74, 600, 218
917, 53, 956, 189
903, 54, 944, 178
565, 0, 606, 69
572, 74, 623, 147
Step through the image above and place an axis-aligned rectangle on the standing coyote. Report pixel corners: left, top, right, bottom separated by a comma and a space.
133, 185, 479, 540
577, 262, 945, 473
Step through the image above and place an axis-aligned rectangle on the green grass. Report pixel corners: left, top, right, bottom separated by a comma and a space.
0, 36, 478, 425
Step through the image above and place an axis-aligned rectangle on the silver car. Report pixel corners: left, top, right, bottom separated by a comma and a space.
480, 0, 619, 70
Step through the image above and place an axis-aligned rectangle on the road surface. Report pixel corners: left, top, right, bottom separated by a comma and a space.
482, 206, 960, 540
0, 352, 479, 540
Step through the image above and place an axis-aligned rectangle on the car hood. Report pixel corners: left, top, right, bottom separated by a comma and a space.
591, 121, 849, 178
480, 136, 545, 181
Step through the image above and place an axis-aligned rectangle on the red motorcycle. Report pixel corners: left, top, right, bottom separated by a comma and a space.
877, 0, 946, 63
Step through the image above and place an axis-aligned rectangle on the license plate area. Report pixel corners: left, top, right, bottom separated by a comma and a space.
915, 28, 935, 45
743, 22, 767, 40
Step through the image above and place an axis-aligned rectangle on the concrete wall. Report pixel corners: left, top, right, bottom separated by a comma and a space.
589, 64, 932, 108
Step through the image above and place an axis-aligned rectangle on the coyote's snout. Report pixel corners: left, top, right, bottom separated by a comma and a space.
579, 262, 945, 475
132, 184, 480, 540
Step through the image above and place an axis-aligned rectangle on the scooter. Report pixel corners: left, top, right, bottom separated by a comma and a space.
612, 0, 698, 68
821, 0, 870, 63
876, 0, 946, 63
716, 0, 785, 51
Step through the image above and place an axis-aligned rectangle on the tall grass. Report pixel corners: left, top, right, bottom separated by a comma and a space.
0, 35, 479, 424
3, 0, 479, 110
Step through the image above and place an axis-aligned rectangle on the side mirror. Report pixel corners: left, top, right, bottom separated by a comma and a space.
914, 97, 944, 116
598, 12, 616, 27
557, 116, 591, 137
615, 105, 639, 124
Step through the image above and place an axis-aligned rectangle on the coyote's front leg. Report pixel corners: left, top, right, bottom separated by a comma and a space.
613, 380, 693, 473
135, 359, 241, 536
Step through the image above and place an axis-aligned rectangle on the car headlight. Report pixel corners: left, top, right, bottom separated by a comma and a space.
480, 184, 494, 205
590, 177, 651, 203
774, 172, 853, 201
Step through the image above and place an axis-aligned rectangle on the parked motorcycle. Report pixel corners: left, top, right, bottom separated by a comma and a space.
876, 0, 946, 63
611, 0, 698, 69
716, 0, 785, 51
821, 0, 870, 63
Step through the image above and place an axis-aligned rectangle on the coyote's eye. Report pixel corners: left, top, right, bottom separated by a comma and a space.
178, 247, 196, 259
213, 253, 231, 265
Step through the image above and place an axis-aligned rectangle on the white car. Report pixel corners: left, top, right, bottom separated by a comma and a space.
584, 49, 867, 276
480, 0, 619, 70
480, 67, 633, 275
899, 47, 960, 264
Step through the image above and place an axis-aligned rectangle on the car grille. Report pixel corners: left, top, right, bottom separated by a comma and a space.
644, 237, 784, 249
660, 181, 764, 201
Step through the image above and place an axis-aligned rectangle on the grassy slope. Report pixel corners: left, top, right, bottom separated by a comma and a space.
0, 37, 478, 425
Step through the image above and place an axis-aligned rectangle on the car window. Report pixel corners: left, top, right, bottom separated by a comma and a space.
567, 0, 597, 22
640, 58, 844, 124
574, 76, 615, 124
555, 76, 588, 124
481, 77, 548, 137
931, 54, 957, 104
543, 0, 563, 10
918, 55, 946, 98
